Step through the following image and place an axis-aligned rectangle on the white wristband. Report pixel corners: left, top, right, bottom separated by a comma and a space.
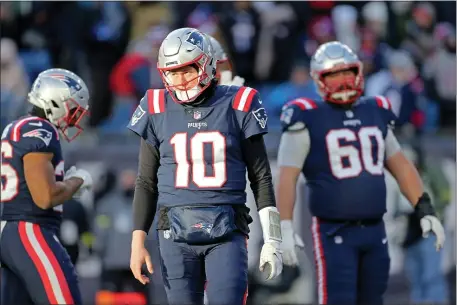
259, 206, 282, 243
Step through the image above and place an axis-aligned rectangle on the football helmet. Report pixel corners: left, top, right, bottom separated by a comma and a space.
206, 34, 244, 86
157, 28, 215, 103
28, 68, 90, 141
310, 41, 364, 104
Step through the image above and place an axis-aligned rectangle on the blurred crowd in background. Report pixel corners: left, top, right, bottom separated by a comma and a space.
1, 1, 455, 304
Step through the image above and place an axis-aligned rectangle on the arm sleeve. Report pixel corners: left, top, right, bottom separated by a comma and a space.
277, 129, 310, 168
241, 134, 276, 211
132, 139, 160, 233
236, 89, 268, 139
385, 129, 402, 159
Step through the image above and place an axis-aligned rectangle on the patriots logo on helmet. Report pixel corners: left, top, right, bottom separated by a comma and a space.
49, 74, 82, 95
252, 108, 268, 129
186, 31, 204, 51
130, 105, 146, 126
23, 128, 53, 146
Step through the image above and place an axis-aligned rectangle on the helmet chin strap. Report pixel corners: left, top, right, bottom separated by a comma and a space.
175, 85, 201, 102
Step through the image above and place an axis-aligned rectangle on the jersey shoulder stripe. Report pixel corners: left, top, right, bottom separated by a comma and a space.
147, 89, 166, 114
232, 86, 258, 112
286, 97, 318, 111
374, 95, 392, 110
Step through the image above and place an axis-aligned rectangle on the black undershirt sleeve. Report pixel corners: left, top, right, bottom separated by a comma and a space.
132, 139, 160, 233
241, 134, 276, 210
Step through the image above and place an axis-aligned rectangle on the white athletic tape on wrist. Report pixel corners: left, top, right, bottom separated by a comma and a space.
259, 206, 282, 243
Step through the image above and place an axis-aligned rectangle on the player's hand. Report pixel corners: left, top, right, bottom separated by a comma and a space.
229, 75, 245, 86
259, 241, 283, 280
420, 215, 445, 251
130, 244, 153, 285
219, 70, 245, 86
64, 166, 93, 198
280, 220, 305, 266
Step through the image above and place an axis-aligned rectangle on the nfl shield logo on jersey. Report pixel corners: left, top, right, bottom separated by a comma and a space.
193, 111, 202, 120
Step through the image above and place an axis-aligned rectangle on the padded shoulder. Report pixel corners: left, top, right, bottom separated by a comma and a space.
231, 86, 260, 112
360, 95, 397, 127
10, 116, 59, 143
280, 97, 318, 131
145, 89, 166, 114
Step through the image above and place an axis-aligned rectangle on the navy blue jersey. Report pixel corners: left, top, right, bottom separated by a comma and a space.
280, 96, 397, 220
127, 86, 268, 207
1, 116, 64, 230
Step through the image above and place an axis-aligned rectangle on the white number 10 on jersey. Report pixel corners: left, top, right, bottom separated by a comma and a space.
326, 127, 385, 179
171, 131, 227, 188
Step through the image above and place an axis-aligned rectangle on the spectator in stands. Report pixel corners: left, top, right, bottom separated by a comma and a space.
298, 15, 335, 62
0, 38, 29, 129
264, 61, 319, 129
110, 26, 167, 104
84, 2, 131, 127
59, 199, 90, 266
331, 5, 360, 52
385, 50, 428, 133
422, 22, 456, 128
401, 2, 437, 68
359, 1, 391, 75
389, 1, 414, 48
218, 2, 261, 84
401, 146, 449, 305
94, 169, 149, 301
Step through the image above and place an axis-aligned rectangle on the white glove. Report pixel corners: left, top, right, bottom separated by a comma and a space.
258, 207, 283, 280
219, 70, 245, 86
229, 75, 245, 87
64, 166, 93, 198
280, 220, 305, 266
420, 215, 445, 251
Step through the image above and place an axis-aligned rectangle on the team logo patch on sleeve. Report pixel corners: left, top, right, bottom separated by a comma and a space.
130, 105, 146, 126
23, 128, 53, 146
252, 108, 268, 129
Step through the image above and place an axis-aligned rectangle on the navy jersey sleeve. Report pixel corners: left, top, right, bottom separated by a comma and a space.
126, 90, 160, 148
280, 97, 318, 132
232, 87, 268, 139
10, 118, 60, 154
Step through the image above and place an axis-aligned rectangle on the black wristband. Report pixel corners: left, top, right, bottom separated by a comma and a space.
414, 192, 436, 220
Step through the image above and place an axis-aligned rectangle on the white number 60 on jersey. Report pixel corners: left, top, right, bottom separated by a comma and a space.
326, 127, 385, 179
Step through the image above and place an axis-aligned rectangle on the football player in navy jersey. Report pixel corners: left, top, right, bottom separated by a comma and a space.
276, 42, 445, 305
127, 28, 283, 305
0, 68, 93, 305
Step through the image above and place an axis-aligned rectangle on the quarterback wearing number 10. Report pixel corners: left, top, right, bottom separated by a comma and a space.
127, 28, 283, 305
276, 42, 446, 305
